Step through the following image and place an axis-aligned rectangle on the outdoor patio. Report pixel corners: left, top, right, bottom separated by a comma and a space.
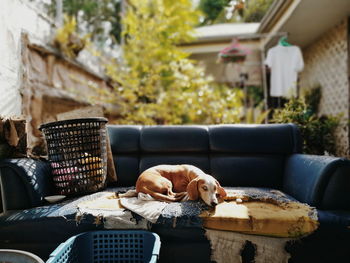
1, 0, 350, 263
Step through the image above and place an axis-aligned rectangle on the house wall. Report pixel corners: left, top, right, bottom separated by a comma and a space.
299, 18, 349, 156
0, 0, 53, 116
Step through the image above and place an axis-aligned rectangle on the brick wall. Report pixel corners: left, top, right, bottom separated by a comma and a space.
300, 18, 349, 156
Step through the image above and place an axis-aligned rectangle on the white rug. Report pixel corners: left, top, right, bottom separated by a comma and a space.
206, 229, 293, 263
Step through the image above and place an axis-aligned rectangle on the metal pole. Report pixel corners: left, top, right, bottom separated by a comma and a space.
121, 0, 126, 47
260, 46, 269, 124
55, 0, 63, 27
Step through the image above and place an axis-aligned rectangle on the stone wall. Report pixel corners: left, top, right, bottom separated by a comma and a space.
300, 18, 349, 156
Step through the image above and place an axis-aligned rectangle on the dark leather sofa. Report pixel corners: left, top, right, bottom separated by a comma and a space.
1, 124, 350, 263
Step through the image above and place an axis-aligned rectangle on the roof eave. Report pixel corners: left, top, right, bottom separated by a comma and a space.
183, 33, 260, 46
258, 0, 294, 33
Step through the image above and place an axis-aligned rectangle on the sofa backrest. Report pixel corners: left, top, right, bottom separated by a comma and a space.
108, 124, 301, 189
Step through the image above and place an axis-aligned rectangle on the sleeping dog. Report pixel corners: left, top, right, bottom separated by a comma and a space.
133, 164, 227, 206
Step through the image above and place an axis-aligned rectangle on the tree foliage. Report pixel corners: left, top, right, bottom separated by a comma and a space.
48, 0, 122, 45
53, 16, 89, 58
105, 0, 243, 125
198, 0, 231, 25
243, 0, 274, 22
198, 0, 274, 25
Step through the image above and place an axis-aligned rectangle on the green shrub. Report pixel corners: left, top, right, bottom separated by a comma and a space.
304, 86, 322, 114
272, 98, 339, 155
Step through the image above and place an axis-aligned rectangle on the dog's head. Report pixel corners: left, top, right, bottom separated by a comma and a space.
186, 175, 226, 206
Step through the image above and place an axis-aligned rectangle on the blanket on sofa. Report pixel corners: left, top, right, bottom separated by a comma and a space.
76, 192, 150, 229
76, 187, 318, 237
74, 187, 319, 263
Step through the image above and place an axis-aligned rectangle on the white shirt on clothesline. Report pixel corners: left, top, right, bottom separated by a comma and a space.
265, 45, 304, 98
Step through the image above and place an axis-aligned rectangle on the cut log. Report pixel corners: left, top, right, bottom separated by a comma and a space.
0, 117, 27, 158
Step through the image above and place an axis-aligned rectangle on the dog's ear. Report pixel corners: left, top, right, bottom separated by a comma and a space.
215, 180, 227, 201
187, 178, 200, 200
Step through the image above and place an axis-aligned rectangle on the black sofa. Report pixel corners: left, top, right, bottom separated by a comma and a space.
1, 124, 350, 262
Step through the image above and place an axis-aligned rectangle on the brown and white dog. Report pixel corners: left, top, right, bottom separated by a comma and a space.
134, 164, 227, 206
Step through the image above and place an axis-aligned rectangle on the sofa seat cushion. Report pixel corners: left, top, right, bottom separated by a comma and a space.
316, 210, 350, 235
0, 187, 319, 249
0, 191, 115, 244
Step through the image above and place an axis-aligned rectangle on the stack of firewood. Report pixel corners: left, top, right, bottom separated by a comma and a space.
0, 117, 27, 158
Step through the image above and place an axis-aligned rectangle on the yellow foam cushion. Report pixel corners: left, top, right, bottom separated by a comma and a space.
200, 191, 319, 238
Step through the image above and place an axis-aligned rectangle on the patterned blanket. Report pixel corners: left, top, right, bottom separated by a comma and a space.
75, 187, 318, 238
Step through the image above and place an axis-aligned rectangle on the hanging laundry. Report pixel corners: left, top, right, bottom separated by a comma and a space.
264, 42, 304, 98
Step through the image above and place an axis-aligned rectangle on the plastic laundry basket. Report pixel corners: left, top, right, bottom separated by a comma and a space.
0, 249, 44, 263
40, 118, 108, 196
46, 230, 161, 263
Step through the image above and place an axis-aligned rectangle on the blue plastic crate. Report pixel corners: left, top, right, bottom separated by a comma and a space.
46, 230, 161, 263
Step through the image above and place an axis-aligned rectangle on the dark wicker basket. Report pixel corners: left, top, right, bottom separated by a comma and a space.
40, 118, 108, 196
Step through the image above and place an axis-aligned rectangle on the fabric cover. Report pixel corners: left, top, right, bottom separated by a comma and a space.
206, 229, 292, 263
73, 187, 318, 238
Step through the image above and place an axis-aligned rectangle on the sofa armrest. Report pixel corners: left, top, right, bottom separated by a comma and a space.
0, 158, 54, 211
283, 154, 350, 210
317, 210, 350, 233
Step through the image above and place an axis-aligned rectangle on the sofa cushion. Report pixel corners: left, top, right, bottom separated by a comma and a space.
210, 155, 285, 188
317, 210, 350, 233
108, 125, 141, 154
113, 155, 139, 186
140, 126, 209, 153
0, 186, 321, 260
140, 155, 210, 174
209, 124, 301, 154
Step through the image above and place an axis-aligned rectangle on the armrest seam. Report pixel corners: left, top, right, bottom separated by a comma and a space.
287, 123, 302, 153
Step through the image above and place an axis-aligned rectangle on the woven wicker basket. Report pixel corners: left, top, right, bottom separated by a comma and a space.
40, 118, 108, 196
